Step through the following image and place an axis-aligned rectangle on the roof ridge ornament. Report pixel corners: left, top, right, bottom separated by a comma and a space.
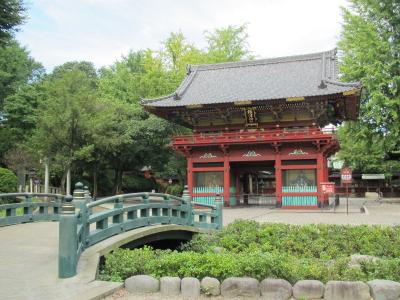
186, 64, 192, 75
319, 52, 328, 89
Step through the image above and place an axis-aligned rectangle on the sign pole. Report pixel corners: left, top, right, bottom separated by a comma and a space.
346, 183, 349, 215
341, 167, 352, 215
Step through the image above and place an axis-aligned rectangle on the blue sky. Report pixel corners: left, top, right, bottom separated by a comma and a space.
17, 0, 348, 71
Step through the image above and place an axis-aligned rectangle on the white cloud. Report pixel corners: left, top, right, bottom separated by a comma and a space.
17, 0, 348, 71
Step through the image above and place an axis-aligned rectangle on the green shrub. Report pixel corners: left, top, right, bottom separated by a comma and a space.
183, 220, 400, 259
99, 246, 156, 281
165, 184, 183, 196
0, 167, 17, 194
100, 247, 400, 283
100, 221, 400, 283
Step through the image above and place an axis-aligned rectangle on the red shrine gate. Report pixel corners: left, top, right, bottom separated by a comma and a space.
173, 127, 338, 208
141, 50, 361, 208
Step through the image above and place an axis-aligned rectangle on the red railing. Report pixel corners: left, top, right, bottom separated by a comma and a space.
173, 127, 336, 146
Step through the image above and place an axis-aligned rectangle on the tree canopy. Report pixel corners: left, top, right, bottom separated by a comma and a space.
0, 0, 25, 45
337, 0, 400, 175
0, 25, 252, 195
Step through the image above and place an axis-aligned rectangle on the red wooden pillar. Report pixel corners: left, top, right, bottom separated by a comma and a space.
323, 156, 329, 181
275, 153, 282, 207
187, 156, 193, 197
316, 152, 324, 206
223, 155, 230, 206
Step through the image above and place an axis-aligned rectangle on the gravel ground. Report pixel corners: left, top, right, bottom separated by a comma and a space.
104, 288, 225, 300
222, 198, 400, 226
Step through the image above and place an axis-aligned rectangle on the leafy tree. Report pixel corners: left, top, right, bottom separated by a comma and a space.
0, 41, 43, 164
98, 51, 179, 194
205, 24, 252, 63
0, 25, 254, 195
0, 167, 17, 193
0, 40, 43, 108
0, 0, 25, 45
337, 0, 400, 174
29, 62, 100, 192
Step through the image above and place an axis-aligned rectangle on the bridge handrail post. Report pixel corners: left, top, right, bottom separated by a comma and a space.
84, 185, 91, 202
215, 194, 223, 230
59, 195, 78, 278
182, 185, 193, 226
24, 194, 33, 216
72, 182, 89, 247
54, 195, 63, 215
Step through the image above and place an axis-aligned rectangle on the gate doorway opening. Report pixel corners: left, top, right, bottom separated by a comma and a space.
231, 161, 276, 206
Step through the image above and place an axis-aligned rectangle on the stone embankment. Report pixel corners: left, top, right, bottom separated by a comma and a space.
123, 275, 400, 299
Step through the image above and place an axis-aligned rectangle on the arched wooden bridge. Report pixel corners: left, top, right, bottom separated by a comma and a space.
0, 184, 222, 300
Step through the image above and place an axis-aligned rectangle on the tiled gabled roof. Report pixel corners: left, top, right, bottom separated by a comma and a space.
141, 49, 361, 107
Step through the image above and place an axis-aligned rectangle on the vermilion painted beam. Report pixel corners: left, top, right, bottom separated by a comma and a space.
192, 167, 225, 172
280, 155, 317, 160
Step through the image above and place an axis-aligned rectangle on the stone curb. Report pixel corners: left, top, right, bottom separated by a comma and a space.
122, 276, 400, 299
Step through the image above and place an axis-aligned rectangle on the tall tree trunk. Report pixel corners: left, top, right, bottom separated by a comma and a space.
44, 158, 49, 194
113, 169, 119, 195
60, 171, 66, 194
93, 165, 98, 200
113, 169, 123, 195
66, 168, 71, 195
16, 167, 25, 192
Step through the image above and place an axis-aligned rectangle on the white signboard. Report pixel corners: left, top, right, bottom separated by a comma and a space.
362, 174, 385, 180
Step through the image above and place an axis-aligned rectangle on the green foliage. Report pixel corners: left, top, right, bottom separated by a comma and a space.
0, 40, 43, 164
0, 0, 25, 44
0, 24, 252, 195
0, 167, 17, 193
100, 246, 156, 282
122, 175, 156, 193
205, 24, 252, 63
337, 0, 400, 174
0, 40, 43, 108
165, 184, 183, 196
101, 221, 400, 283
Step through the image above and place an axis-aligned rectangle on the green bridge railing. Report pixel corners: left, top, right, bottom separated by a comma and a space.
0, 193, 65, 226
1, 184, 223, 279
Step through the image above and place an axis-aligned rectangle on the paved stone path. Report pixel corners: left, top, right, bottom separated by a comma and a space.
222, 198, 400, 226
1, 198, 399, 300
0, 222, 121, 300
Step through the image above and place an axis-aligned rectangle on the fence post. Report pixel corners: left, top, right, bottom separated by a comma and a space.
182, 185, 193, 226
215, 194, 223, 230
72, 182, 89, 247
58, 195, 78, 278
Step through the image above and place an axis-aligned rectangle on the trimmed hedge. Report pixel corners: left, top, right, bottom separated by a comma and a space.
100, 220, 400, 283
